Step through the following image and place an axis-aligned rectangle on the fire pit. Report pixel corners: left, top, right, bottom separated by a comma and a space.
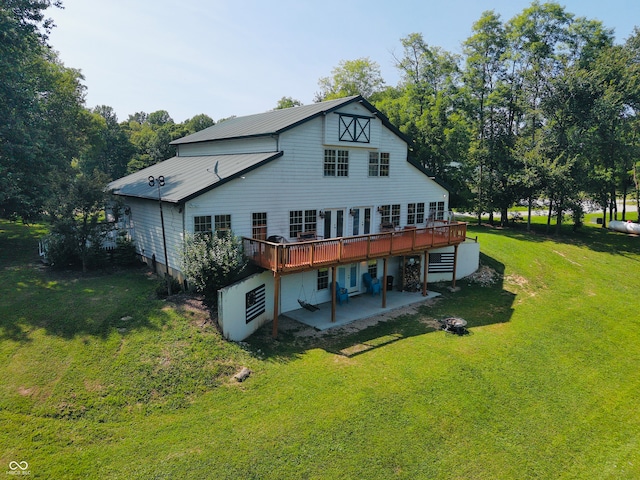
439, 317, 469, 336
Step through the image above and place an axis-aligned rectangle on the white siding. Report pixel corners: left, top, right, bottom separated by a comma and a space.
183, 109, 447, 241
124, 197, 185, 277
177, 136, 277, 157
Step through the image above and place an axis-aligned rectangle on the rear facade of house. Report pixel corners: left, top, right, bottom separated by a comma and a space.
109, 96, 478, 340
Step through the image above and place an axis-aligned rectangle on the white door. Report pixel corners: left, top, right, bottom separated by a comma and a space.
350, 207, 373, 236
323, 209, 345, 239
337, 264, 359, 294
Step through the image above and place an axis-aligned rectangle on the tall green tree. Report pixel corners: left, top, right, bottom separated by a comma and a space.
123, 110, 186, 173
0, 0, 89, 221
77, 106, 134, 180
391, 33, 471, 208
315, 57, 385, 101
462, 11, 511, 224
184, 113, 215, 134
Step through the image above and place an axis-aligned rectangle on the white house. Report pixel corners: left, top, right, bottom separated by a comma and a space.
108, 96, 479, 340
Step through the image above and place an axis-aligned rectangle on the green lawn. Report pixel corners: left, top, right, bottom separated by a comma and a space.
1, 218, 639, 479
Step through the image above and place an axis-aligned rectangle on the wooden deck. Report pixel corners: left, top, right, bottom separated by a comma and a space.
243, 222, 467, 273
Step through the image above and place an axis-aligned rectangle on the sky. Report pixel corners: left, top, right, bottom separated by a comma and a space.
47, 0, 640, 123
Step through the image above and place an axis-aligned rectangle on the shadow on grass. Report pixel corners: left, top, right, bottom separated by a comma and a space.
466, 220, 639, 260
246, 252, 515, 362
0, 266, 165, 342
0, 219, 164, 342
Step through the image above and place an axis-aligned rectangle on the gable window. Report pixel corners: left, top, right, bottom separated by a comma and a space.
369, 152, 389, 177
429, 201, 446, 221
407, 202, 425, 225
194, 215, 212, 235
338, 113, 371, 143
252, 212, 267, 240
379, 204, 401, 227
324, 149, 349, 177
214, 214, 231, 233
290, 209, 317, 238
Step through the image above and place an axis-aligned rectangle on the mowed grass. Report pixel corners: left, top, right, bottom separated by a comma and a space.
0, 218, 639, 479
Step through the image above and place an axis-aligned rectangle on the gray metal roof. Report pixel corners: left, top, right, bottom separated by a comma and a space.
108, 152, 283, 203
171, 96, 362, 145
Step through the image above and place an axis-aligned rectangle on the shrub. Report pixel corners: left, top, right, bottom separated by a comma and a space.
112, 231, 139, 266
181, 232, 248, 304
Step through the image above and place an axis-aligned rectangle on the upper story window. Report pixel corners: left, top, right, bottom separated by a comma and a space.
194, 215, 212, 235
252, 212, 267, 240
407, 202, 425, 225
369, 152, 389, 177
338, 113, 371, 143
324, 149, 349, 177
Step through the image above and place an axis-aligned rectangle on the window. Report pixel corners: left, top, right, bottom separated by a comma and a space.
429, 201, 446, 221
194, 215, 212, 234
305, 210, 317, 232
379, 205, 399, 228
290, 210, 317, 238
407, 202, 425, 225
338, 114, 371, 143
252, 212, 267, 240
392, 204, 400, 226
369, 152, 390, 177
214, 214, 231, 233
380, 204, 401, 227
317, 268, 329, 290
367, 260, 378, 279
324, 149, 349, 177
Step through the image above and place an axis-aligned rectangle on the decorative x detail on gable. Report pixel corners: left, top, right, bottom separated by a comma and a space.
338, 114, 371, 143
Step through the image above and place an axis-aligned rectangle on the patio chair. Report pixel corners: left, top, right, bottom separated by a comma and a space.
362, 272, 381, 296
333, 282, 349, 305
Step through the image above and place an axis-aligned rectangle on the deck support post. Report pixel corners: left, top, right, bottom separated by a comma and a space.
382, 257, 388, 308
331, 267, 337, 323
272, 273, 280, 338
451, 244, 459, 289
422, 250, 429, 296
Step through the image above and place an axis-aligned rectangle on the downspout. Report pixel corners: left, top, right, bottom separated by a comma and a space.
181, 202, 186, 288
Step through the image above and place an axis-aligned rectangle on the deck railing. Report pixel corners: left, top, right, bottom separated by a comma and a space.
243, 222, 467, 273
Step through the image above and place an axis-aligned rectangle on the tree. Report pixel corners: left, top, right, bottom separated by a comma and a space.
0, 1, 93, 221
123, 110, 186, 172
462, 11, 511, 224
274, 96, 303, 110
389, 33, 471, 208
46, 170, 111, 272
184, 114, 215, 134
77, 106, 134, 180
315, 57, 385, 101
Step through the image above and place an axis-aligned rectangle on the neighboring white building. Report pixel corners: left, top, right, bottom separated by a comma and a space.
109, 96, 479, 340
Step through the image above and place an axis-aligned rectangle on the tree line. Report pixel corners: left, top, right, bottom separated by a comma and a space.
2, 0, 639, 232
315, 4, 640, 229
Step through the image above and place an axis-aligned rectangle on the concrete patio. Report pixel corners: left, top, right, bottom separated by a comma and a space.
281, 289, 441, 331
